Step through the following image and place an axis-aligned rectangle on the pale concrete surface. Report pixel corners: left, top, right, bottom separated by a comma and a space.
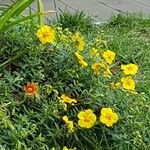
1, 0, 150, 22
97, 0, 150, 14
57, 0, 150, 21
56, 0, 118, 22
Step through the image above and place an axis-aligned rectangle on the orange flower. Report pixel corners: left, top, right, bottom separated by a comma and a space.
24, 82, 38, 96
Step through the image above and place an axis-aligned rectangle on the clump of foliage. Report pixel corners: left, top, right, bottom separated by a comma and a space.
0, 0, 42, 32
0, 13, 150, 150
56, 11, 94, 33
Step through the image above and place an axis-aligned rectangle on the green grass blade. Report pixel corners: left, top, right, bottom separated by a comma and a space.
37, 0, 44, 25
0, 49, 27, 68
3, 11, 55, 30
0, 0, 35, 32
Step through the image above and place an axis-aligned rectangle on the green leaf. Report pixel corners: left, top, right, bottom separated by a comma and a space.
0, 0, 35, 32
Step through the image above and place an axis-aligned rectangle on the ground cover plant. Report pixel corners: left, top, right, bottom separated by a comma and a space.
56, 11, 94, 33
0, 11, 150, 150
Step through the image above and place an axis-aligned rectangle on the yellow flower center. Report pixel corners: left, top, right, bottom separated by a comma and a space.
75, 40, 80, 47
127, 66, 132, 71
107, 55, 112, 60
84, 117, 90, 123
106, 115, 112, 121
42, 32, 49, 38
95, 64, 101, 69
125, 80, 132, 86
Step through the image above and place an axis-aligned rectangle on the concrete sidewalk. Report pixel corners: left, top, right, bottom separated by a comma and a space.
55, 0, 150, 22
56, 0, 150, 21
1, 0, 150, 22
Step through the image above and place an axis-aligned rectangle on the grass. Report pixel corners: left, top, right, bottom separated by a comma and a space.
98, 15, 150, 149
55, 11, 94, 33
102, 14, 150, 97
0, 13, 150, 150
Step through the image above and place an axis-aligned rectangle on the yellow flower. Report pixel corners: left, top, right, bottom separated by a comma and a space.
111, 82, 121, 89
104, 66, 112, 77
36, 25, 55, 44
63, 146, 69, 150
75, 51, 84, 60
72, 32, 85, 51
62, 115, 69, 123
91, 62, 112, 77
100, 108, 118, 127
62, 116, 74, 133
121, 64, 138, 75
91, 48, 99, 57
63, 146, 76, 150
60, 95, 77, 104
121, 76, 135, 90
79, 59, 88, 67
78, 109, 96, 128
75, 51, 88, 67
102, 50, 116, 64
91, 63, 103, 75
67, 121, 74, 133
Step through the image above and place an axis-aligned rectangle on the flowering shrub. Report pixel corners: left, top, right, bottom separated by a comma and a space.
33, 24, 139, 132
0, 15, 149, 150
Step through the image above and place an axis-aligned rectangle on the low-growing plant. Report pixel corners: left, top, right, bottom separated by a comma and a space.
0, 13, 150, 150
56, 11, 94, 33
0, 0, 57, 69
